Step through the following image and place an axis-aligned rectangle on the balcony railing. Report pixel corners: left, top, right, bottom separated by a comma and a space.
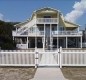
36, 31, 82, 36
12, 30, 82, 36
52, 31, 82, 35
36, 18, 58, 24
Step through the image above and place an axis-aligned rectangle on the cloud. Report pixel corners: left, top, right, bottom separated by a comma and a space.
0, 13, 10, 22
65, 0, 86, 23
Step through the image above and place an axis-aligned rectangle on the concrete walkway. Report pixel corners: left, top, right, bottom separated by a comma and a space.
31, 68, 68, 80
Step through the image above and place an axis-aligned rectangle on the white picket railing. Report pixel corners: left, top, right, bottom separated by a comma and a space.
0, 48, 86, 68
62, 50, 86, 66
0, 51, 35, 66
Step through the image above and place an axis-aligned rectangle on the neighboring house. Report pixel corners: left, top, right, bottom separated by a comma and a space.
12, 7, 82, 50
82, 28, 86, 48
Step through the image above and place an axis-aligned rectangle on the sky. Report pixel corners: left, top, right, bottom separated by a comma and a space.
0, 0, 86, 29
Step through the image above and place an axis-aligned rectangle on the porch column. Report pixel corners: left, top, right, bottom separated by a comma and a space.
35, 27, 37, 50
35, 37, 37, 49
50, 24, 52, 50
43, 24, 45, 51
57, 24, 58, 48
27, 37, 28, 49
35, 13, 37, 51
57, 11, 59, 49
20, 38, 22, 44
81, 36, 82, 48
66, 37, 68, 48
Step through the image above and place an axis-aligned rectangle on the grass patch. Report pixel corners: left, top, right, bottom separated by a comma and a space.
0, 67, 36, 80
61, 67, 86, 80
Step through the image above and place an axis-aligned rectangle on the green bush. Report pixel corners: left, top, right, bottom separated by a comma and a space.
0, 20, 17, 50
1, 43, 16, 50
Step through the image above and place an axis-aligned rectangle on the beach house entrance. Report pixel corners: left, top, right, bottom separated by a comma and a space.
35, 50, 60, 67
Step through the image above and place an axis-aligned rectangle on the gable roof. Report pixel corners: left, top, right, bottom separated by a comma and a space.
14, 7, 80, 28
64, 21, 79, 28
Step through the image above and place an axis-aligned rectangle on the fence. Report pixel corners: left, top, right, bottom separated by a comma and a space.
0, 48, 86, 68
62, 49, 86, 67
0, 51, 35, 66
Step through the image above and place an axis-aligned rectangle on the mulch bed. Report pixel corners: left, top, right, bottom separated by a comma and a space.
61, 67, 86, 80
0, 67, 36, 80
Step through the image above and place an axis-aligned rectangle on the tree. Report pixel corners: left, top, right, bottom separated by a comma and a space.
0, 20, 18, 50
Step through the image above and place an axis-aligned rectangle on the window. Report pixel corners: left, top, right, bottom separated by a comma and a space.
59, 26, 64, 31
52, 26, 57, 31
39, 27, 44, 31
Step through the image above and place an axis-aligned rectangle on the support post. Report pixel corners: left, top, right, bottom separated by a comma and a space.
35, 37, 37, 51
20, 38, 22, 44
43, 24, 45, 51
50, 24, 52, 50
59, 46, 62, 68
66, 37, 67, 48
57, 24, 58, 49
57, 37, 58, 49
27, 37, 28, 49
35, 13, 37, 51
35, 51, 39, 68
57, 11, 59, 49
81, 36, 82, 48
43, 37, 44, 51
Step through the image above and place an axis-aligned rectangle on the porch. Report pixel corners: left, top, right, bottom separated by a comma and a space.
14, 36, 82, 49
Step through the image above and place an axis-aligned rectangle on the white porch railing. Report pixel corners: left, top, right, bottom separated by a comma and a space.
36, 18, 58, 24
31, 31, 82, 36
13, 30, 82, 36
52, 31, 82, 35
27, 31, 44, 36
28, 31, 82, 36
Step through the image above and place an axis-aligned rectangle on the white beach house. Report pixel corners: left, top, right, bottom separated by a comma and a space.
12, 7, 82, 50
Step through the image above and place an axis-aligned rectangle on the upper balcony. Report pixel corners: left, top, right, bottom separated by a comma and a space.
36, 18, 58, 24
